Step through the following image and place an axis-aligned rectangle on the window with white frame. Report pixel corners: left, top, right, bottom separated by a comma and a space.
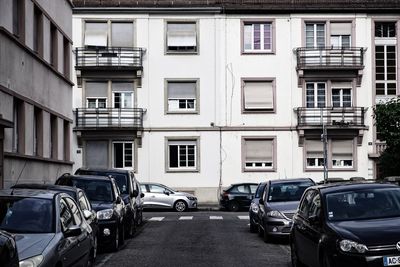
85, 82, 108, 108
113, 142, 133, 169
84, 22, 108, 47
332, 139, 354, 168
168, 140, 197, 170
167, 81, 197, 112
166, 22, 197, 53
306, 82, 326, 108
112, 82, 134, 108
84, 21, 134, 47
111, 22, 134, 47
87, 98, 107, 108
243, 139, 274, 170
243, 22, 272, 52
330, 22, 351, 48
306, 140, 324, 168
243, 80, 274, 111
331, 82, 352, 108
306, 23, 326, 48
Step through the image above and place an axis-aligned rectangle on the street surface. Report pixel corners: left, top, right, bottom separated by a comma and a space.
95, 211, 291, 267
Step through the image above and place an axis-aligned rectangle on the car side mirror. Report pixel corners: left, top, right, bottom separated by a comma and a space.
83, 210, 92, 220
116, 196, 122, 204
164, 190, 170, 196
64, 225, 82, 238
258, 198, 264, 204
132, 190, 139, 198
140, 193, 145, 198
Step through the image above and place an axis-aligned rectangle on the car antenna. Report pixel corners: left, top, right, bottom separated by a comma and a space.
11, 160, 27, 195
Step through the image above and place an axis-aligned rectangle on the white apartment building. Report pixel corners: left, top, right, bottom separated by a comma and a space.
71, 0, 400, 203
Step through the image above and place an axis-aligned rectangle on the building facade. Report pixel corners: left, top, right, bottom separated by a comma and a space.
0, 0, 73, 187
71, 0, 400, 203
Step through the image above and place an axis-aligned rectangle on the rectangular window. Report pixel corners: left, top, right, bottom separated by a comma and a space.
33, 5, 43, 55
243, 138, 274, 171
12, 99, 22, 153
63, 121, 70, 161
86, 98, 107, 108
243, 22, 272, 52
375, 22, 397, 38
50, 23, 58, 66
243, 80, 274, 111
306, 140, 324, 168
168, 140, 197, 170
166, 22, 197, 53
111, 22, 134, 47
63, 37, 70, 78
33, 107, 43, 156
330, 22, 352, 48
375, 45, 397, 96
112, 82, 134, 108
331, 82, 352, 108
332, 139, 353, 168
85, 81, 108, 104
167, 81, 197, 112
50, 115, 58, 159
84, 22, 108, 47
113, 142, 133, 169
306, 23, 325, 48
306, 82, 326, 108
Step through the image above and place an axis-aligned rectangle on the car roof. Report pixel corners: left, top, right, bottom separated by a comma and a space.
60, 174, 113, 182
12, 183, 80, 193
0, 189, 59, 199
269, 178, 314, 184
312, 182, 399, 194
141, 182, 165, 186
76, 167, 131, 175
230, 183, 259, 186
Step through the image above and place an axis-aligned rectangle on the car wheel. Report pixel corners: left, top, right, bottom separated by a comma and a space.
249, 219, 258, 233
127, 216, 136, 238
290, 239, 305, 267
263, 223, 271, 243
174, 200, 188, 212
257, 224, 264, 237
227, 201, 239, 212
119, 223, 125, 246
109, 226, 119, 252
137, 210, 143, 226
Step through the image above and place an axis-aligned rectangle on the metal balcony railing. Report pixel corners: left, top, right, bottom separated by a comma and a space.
296, 47, 365, 69
75, 47, 144, 69
74, 108, 144, 129
296, 107, 366, 127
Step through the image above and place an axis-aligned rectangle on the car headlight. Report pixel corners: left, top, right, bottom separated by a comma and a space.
187, 196, 196, 201
97, 209, 114, 220
339, 239, 368, 253
266, 210, 285, 219
19, 255, 44, 267
250, 202, 259, 213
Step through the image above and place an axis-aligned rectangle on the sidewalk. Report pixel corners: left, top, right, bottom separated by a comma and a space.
197, 203, 221, 211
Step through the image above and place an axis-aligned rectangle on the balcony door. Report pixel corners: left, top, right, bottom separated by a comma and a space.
305, 23, 326, 66
112, 82, 134, 127
305, 82, 327, 125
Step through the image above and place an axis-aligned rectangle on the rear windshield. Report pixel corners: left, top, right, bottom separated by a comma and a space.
72, 179, 114, 202
76, 170, 129, 195
0, 197, 53, 233
268, 181, 314, 202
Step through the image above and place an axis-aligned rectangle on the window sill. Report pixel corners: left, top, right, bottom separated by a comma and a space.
166, 111, 199, 115
241, 51, 275, 55
166, 168, 199, 173
243, 168, 276, 173
165, 51, 198, 55
305, 167, 356, 172
242, 109, 275, 114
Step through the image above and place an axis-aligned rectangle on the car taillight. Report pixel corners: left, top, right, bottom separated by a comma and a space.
221, 191, 229, 199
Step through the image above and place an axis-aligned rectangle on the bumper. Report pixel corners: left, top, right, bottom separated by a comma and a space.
265, 218, 292, 236
188, 199, 198, 209
97, 220, 118, 247
332, 252, 400, 267
219, 199, 228, 209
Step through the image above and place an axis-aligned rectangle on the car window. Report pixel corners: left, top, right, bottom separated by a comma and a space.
65, 198, 82, 226
110, 174, 129, 195
149, 185, 166, 193
250, 185, 258, 194
60, 198, 74, 231
73, 179, 114, 202
140, 184, 147, 192
230, 185, 250, 194
308, 194, 321, 218
268, 181, 314, 202
298, 190, 316, 219
255, 184, 266, 198
78, 191, 90, 211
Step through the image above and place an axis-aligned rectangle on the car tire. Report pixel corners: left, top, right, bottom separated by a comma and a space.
137, 210, 143, 226
174, 200, 188, 212
127, 216, 136, 238
249, 220, 258, 233
227, 201, 239, 212
257, 224, 264, 237
119, 223, 125, 246
263, 223, 271, 243
290, 239, 305, 267
109, 226, 119, 252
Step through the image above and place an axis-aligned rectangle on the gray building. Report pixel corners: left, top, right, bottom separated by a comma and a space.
0, 0, 73, 187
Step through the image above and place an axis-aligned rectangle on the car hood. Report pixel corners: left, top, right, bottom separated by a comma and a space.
173, 192, 195, 198
91, 201, 113, 212
267, 201, 299, 213
328, 217, 400, 246
15, 233, 55, 261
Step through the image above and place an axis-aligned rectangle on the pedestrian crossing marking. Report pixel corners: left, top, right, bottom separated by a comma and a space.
238, 215, 249, 220
179, 216, 193, 220
209, 216, 223, 220
148, 217, 165, 221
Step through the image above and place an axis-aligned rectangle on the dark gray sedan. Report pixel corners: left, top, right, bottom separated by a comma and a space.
0, 189, 96, 267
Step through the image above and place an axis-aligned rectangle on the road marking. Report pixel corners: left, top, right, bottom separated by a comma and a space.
209, 216, 223, 220
238, 215, 250, 220
179, 216, 193, 220
148, 217, 165, 221
95, 254, 113, 267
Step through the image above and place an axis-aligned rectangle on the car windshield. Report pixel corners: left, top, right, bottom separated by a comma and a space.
76, 170, 129, 195
268, 181, 314, 202
72, 180, 114, 202
0, 197, 53, 233
326, 188, 400, 221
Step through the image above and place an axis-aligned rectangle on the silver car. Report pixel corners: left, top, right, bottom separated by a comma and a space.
140, 183, 198, 212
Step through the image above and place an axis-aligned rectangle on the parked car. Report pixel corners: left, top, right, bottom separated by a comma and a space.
249, 182, 268, 233
0, 230, 18, 267
383, 176, 400, 186
291, 182, 400, 267
219, 183, 258, 211
257, 178, 315, 242
74, 168, 144, 236
56, 175, 126, 251
0, 189, 95, 267
140, 183, 197, 212
11, 183, 98, 253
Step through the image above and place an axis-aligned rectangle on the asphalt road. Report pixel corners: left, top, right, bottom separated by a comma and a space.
95, 211, 291, 267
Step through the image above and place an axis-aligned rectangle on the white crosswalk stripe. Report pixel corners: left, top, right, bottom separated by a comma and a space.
179, 216, 193, 220
238, 215, 250, 220
209, 216, 223, 220
148, 217, 165, 221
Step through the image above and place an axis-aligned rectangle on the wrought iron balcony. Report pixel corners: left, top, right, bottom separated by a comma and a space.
74, 108, 144, 130
296, 47, 365, 70
75, 47, 144, 70
295, 107, 366, 128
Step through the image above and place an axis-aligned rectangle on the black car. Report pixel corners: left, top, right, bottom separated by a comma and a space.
219, 183, 258, 211
56, 175, 125, 251
11, 183, 98, 254
0, 230, 18, 267
74, 168, 144, 236
249, 182, 268, 233
0, 189, 95, 267
291, 182, 400, 267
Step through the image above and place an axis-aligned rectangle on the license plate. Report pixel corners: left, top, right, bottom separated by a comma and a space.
383, 256, 400, 266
